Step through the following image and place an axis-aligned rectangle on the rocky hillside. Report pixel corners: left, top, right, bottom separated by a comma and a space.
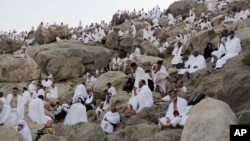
0, 0, 250, 141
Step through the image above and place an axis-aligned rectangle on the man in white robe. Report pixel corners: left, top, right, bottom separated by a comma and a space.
211, 36, 227, 63
107, 82, 117, 96
72, 82, 88, 103
94, 90, 112, 120
0, 87, 24, 127
101, 106, 120, 134
41, 78, 53, 88
131, 23, 136, 37
85, 92, 96, 111
28, 81, 37, 94
22, 87, 30, 105
110, 53, 122, 71
28, 95, 52, 124
64, 97, 88, 125
15, 119, 32, 141
215, 31, 241, 69
178, 51, 206, 75
158, 90, 187, 129
128, 79, 154, 114
33, 85, 45, 99
171, 42, 184, 67
152, 18, 159, 27
152, 60, 168, 95
130, 62, 149, 91
46, 84, 58, 99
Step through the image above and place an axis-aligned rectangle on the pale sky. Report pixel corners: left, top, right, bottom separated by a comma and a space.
0, 0, 177, 32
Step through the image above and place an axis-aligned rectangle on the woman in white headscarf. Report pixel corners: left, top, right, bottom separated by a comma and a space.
15, 119, 32, 141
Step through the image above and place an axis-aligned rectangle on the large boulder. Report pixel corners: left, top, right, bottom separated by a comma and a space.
185, 29, 218, 54
158, 17, 169, 26
112, 124, 182, 141
0, 126, 25, 141
105, 32, 119, 50
39, 135, 68, 141
35, 26, 71, 44
55, 123, 107, 141
186, 51, 250, 124
181, 98, 238, 141
140, 41, 160, 57
92, 71, 128, 99
111, 14, 121, 26
0, 36, 26, 54
0, 55, 41, 83
154, 28, 170, 42
119, 36, 134, 53
242, 49, 250, 66
46, 57, 85, 81
166, 0, 196, 17
211, 15, 224, 27
27, 41, 112, 82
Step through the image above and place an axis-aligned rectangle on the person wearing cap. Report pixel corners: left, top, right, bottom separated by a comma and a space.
15, 119, 32, 141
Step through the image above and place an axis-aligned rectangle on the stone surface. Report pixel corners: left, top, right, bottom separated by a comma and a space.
181, 98, 238, 141
0, 55, 41, 83
35, 26, 71, 44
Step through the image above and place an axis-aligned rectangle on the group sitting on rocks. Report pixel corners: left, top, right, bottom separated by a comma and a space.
0, 0, 247, 140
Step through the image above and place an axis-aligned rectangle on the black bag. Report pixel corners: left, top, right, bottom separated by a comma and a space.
147, 79, 154, 91
188, 93, 205, 106
123, 78, 135, 92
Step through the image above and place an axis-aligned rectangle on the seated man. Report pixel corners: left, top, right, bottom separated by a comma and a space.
178, 51, 206, 79
215, 30, 241, 69
127, 79, 154, 114
94, 90, 112, 120
109, 53, 122, 71
158, 90, 187, 129
85, 92, 96, 111
46, 84, 58, 99
107, 82, 117, 96
101, 106, 120, 134
28, 95, 52, 124
64, 96, 88, 125
15, 120, 32, 141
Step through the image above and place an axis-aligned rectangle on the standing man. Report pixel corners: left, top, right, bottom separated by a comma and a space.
0, 87, 24, 127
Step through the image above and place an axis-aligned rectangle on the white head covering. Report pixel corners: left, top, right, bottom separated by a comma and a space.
16, 120, 32, 141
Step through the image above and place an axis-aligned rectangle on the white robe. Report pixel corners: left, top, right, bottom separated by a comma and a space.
111, 57, 122, 70
159, 97, 187, 128
28, 98, 51, 124
73, 84, 88, 103
15, 120, 32, 141
0, 94, 24, 127
22, 91, 31, 105
152, 65, 168, 94
215, 37, 241, 68
101, 111, 120, 133
133, 67, 148, 89
41, 79, 53, 88
46, 86, 58, 99
178, 55, 206, 74
171, 46, 184, 65
211, 41, 227, 63
64, 103, 88, 125
129, 85, 154, 113
28, 81, 36, 94
108, 86, 117, 96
